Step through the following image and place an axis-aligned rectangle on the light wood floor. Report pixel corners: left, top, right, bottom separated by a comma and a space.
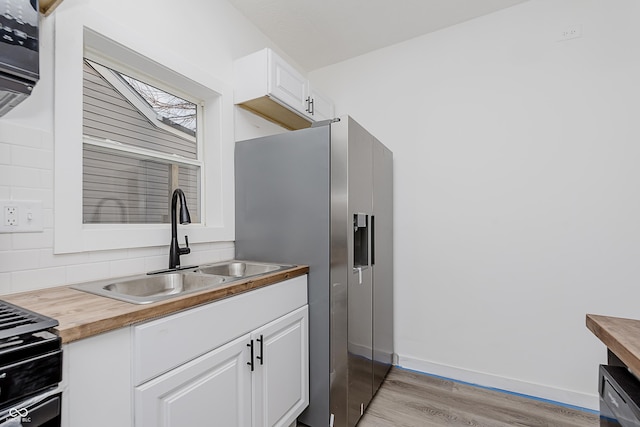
303, 367, 600, 427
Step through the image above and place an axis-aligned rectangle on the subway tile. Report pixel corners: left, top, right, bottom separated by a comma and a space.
0, 144, 9, 165
0, 249, 40, 273
11, 146, 52, 170
38, 249, 89, 269
0, 234, 11, 251
11, 229, 54, 250
195, 248, 233, 264
0, 273, 11, 295
11, 266, 67, 292
0, 123, 45, 148
3, 166, 43, 188
0, 186, 10, 199
129, 246, 166, 258
66, 261, 110, 285
110, 257, 146, 277
0, 166, 9, 187
10, 188, 53, 209
87, 248, 132, 262
40, 170, 53, 189
145, 255, 167, 273
43, 209, 53, 229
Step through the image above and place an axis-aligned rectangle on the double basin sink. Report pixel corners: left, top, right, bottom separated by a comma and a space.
71, 261, 293, 305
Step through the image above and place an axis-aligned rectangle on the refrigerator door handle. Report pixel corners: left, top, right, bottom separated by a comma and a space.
371, 215, 375, 266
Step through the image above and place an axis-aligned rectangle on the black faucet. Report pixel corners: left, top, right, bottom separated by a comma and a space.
169, 188, 191, 269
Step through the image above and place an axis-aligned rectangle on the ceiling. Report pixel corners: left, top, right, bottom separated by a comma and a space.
228, 0, 529, 71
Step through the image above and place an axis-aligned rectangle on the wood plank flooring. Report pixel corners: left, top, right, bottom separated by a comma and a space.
303, 367, 600, 427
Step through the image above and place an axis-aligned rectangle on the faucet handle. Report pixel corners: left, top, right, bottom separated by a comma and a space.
179, 235, 191, 256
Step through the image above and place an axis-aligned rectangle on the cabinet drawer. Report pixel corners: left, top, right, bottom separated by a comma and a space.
133, 275, 307, 386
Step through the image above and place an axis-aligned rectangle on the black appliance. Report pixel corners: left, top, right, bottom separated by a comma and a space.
599, 364, 640, 426
0, 0, 40, 117
0, 300, 62, 426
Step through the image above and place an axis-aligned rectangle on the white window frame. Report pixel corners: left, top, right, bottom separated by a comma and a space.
54, 5, 235, 254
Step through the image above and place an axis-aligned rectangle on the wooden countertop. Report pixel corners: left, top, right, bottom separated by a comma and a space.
2, 265, 308, 344
586, 314, 640, 376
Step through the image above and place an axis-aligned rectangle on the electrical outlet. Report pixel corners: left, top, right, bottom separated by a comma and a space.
4, 206, 17, 226
0, 201, 43, 233
559, 25, 582, 41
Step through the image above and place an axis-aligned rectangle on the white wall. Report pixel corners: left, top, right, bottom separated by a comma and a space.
310, 0, 640, 410
0, 0, 281, 293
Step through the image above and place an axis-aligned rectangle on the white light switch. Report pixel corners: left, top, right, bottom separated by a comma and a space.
0, 200, 44, 233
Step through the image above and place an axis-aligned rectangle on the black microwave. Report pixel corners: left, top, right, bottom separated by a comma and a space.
0, 0, 39, 117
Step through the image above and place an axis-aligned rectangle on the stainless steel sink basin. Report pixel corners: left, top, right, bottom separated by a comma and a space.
71, 260, 294, 304
194, 261, 292, 278
71, 272, 233, 304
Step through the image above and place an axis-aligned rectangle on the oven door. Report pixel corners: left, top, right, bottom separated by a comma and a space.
0, 390, 61, 426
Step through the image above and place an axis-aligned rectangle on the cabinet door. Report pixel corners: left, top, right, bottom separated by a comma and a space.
268, 51, 308, 114
252, 306, 309, 427
135, 333, 252, 427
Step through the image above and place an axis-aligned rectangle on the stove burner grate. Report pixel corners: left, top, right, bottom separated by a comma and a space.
0, 300, 58, 340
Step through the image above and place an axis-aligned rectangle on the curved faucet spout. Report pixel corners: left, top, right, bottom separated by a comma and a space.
169, 188, 191, 269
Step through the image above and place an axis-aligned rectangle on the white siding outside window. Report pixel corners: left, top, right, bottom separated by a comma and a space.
82, 59, 202, 225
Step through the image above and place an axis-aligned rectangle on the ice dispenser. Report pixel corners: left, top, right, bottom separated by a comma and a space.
353, 213, 369, 268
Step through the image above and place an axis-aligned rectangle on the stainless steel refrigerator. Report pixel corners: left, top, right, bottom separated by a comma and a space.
235, 115, 393, 427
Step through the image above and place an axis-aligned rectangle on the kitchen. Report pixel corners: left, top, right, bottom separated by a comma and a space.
0, 0, 638, 426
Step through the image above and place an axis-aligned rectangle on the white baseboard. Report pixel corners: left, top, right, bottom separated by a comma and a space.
396, 354, 600, 411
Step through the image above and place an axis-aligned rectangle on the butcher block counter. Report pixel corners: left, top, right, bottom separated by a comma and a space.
1, 265, 308, 344
586, 314, 640, 376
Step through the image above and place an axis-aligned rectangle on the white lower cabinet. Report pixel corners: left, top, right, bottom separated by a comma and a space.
63, 275, 309, 427
252, 307, 309, 427
135, 306, 309, 427
135, 333, 253, 427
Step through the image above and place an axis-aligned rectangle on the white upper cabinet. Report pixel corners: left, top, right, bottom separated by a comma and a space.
234, 48, 335, 130
269, 52, 309, 117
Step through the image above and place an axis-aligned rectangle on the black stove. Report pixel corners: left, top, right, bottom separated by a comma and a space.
0, 300, 62, 426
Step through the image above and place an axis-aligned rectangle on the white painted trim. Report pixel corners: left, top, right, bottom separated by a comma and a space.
397, 354, 600, 411
83, 136, 202, 168
53, 3, 235, 254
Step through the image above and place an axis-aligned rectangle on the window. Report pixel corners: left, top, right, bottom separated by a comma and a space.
82, 58, 201, 224
54, 8, 234, 254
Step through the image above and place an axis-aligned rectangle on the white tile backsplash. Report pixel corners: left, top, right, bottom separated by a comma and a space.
10, 187, 53, 209
144, 255, 169, 273
0, 143, 10, 165
4, 166, 48, 188
0, 249, 39, 273
0, 186, 10, 199
41, 170, 53, 189
66, 261, 111, 285
11, 266, 67, 292
0, 273, 10, 294
11, 229, 54, 251
0, 123, 46, 148
11, 146, 52, 170
0, 234, 10, 251
109, 257, 147, 278
38, 249, 89, 269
